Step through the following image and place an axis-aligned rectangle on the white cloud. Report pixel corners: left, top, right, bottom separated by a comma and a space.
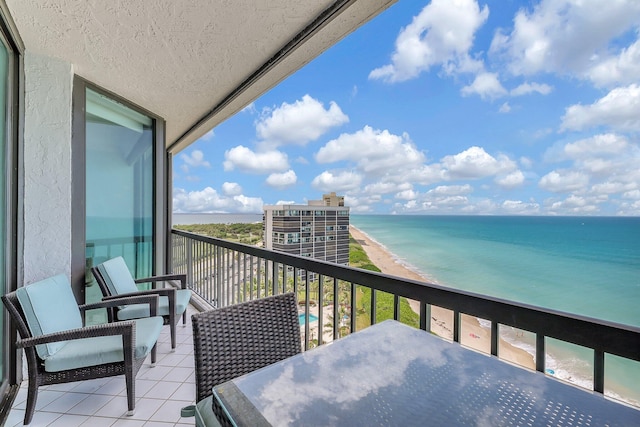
495, 170, 525, 189
623, 189, 640, 200
364, 181, 412, 196
241, 102, 256, 114
591, 181, 635, 196
499, 102, 511, 113
223, 145, 289, 173
520, 157, 534, 169
490, 0, 640, 77
501, 200, 540, 214
538, 170, 589, 193
344, 194, 377, 213
586, 37, 640, 87
265, 170, 297, 189
547, 194, 602, 214
173, 187, 263, 213
180, 150, 211, 170
428, 184, 473, 196
561, 84, 640, 132
441, 146, 517, 179
369, 0, 489, 82
538, 133, 640, 212
403, 164, 447, 186
563, 133, 629, 159
311, 171, 363, 192
316, 126, 425, 175
510, 82, 553, 96
395, 189, 417, 200
461, 72, 507, 99
256, 95, 348, 148
390, 184, 476, 213
199, 129, 215, 142
222, 182, 242, 196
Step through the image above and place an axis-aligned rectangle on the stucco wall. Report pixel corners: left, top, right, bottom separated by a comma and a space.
22, 52, 73, 284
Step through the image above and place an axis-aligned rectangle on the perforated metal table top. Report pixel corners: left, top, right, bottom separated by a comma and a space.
213, 320, 639, 426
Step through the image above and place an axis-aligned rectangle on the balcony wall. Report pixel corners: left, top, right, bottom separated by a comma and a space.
23, 52, 74, 284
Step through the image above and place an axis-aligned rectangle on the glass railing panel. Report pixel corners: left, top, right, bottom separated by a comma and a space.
460, 314, 490, 354
498, 325, 536, 370
545, 337, 594, 390
321, 276, 336, 343
604, 354, 640, 407
371, 289, 396, 324
403, 298, 422, 330
430, 305, 454, 341
354, 284, 372, 330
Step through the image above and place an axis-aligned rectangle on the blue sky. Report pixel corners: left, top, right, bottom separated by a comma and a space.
173, 0, 640, 216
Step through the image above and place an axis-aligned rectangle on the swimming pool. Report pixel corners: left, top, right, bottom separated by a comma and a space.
298, 313, 318, 325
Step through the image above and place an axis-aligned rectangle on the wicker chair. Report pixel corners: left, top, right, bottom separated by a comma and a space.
91, 256, 191, 350
2, 275, 163, 425
192, 292, 301, 426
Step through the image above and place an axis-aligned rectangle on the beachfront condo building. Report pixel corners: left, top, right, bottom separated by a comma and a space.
263, 193, 350, 265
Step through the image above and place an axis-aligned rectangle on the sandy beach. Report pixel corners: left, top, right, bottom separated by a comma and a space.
349, 225, 535, 370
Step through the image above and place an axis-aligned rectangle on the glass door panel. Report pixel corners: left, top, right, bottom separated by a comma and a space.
85, 88, 154, 323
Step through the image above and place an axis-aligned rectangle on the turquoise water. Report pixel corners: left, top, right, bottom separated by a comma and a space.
351, 215, 639, 326
299, 313, 318, 326
350, 215, 640, 404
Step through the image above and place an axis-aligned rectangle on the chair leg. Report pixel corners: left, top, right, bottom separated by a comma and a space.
170, 314, 177, 351
125, 368, 136, 416
151, 343, 157, 366
24, 379, 38, 425
182, 310, 187, 325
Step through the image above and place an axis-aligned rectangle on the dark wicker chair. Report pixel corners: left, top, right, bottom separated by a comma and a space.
91, 256, 191, 350
192, 292, 301, 425
3, 283, 162, 425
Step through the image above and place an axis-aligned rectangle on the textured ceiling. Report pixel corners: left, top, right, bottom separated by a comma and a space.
7, 0, 395, 152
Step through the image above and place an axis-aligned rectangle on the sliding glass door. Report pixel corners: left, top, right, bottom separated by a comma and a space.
84, 88, 155, 322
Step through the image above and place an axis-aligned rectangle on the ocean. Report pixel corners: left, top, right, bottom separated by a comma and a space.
350, 215, 639, 326
350, 214, 640, 405
172, 212, 640, 404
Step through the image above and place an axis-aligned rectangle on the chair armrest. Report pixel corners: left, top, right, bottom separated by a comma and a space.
81, 294, 159, 317
17, 320, 136, 349
101, 289, 175, 311
135, 273, 187, 290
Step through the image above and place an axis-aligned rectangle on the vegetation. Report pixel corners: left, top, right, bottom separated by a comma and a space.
349, 236, 381, 272
174, 222, 263, 245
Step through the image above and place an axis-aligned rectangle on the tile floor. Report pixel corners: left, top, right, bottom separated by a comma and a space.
5, 306, 201, 427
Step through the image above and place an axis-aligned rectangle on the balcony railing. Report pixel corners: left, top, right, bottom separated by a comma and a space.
170, 228, 640, 403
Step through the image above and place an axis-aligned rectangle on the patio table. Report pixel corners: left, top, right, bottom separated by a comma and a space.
212, 320, 639, 426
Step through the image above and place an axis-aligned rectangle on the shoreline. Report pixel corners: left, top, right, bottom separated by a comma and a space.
349, 225, 535, 370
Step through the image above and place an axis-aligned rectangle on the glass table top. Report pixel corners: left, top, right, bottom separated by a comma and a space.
214, 320, 640, 426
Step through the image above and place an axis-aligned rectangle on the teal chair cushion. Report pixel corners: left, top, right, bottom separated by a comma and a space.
16, 274, 83, 359
116, 289, 191, 320
97, 256, 139, 295
43, 316, 163, 372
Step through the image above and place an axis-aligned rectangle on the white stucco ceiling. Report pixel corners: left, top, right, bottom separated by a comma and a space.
7, 0, 395, 152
